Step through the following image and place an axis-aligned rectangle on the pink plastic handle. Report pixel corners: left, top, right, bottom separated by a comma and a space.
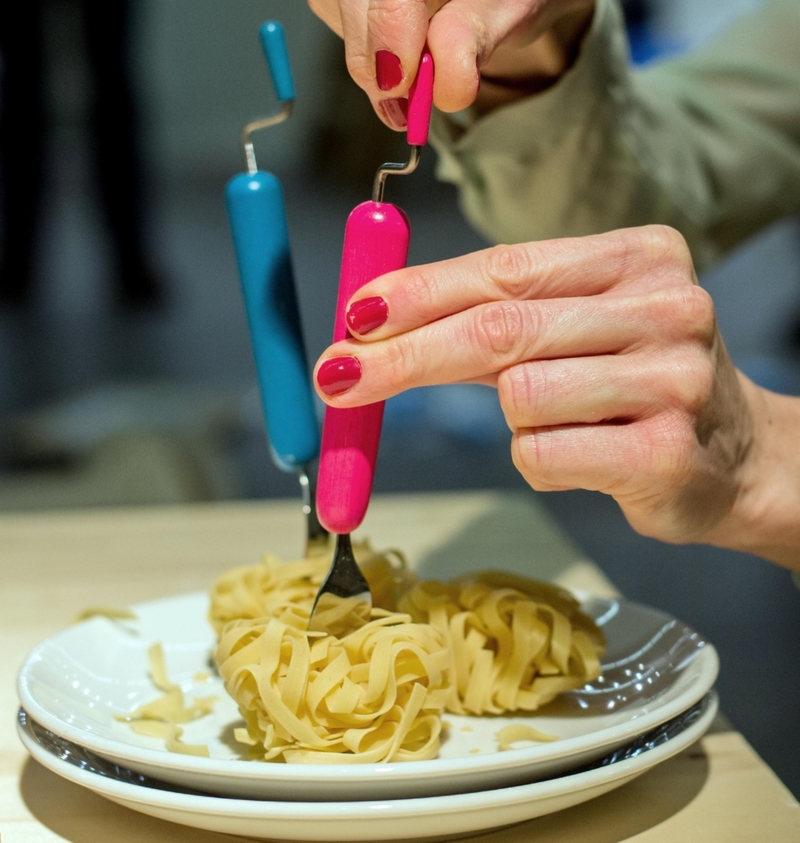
407, 50, 434, 146
317, 201, 411, 535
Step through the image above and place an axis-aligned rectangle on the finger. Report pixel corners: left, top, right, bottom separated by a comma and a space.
426, 3, 484, 112
510, 414, 693, 500
307, 0, 344, 37
345, 227, 697, 341
428, 0, 597, 111
333, 0, 431, 128
510, 415, 728, 542
366, 0, 431, 92
317, 286, 714, 405
335, 0, 374, 93
497, 353, 714, 430
307, 0, 410, 130
428, 0, 542, 112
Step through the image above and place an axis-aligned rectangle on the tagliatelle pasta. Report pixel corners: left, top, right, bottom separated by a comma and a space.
112, 551, 604, 763
495, 724, 559, 750
398, 571, 604, 716
111, 548, 607, 764
114, 643, 217, 756
208, 540, 413, 635
215, 613, 450, 763
73, 606, 137, 622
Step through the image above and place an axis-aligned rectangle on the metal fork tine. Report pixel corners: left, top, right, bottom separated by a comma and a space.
308, 534, 372, 637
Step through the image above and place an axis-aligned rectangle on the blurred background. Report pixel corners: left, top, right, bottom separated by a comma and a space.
1, 0, 798, 795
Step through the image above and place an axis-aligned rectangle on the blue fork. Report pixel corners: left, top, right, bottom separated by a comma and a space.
225, 22, 327, 554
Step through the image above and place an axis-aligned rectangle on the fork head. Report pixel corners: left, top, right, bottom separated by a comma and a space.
307, 533, 372, 637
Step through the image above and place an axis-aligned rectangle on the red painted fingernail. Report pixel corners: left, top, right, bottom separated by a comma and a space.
378, 97, 408, 130
347, 296, 388, 335
376, 50, 403, 90
317, 356, 362, 396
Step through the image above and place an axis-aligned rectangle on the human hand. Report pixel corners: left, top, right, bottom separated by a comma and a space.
314, 226, 764, 549
307, 0, 595, 126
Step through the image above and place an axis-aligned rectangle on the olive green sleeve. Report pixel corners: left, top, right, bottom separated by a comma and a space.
429, 0, 800, 271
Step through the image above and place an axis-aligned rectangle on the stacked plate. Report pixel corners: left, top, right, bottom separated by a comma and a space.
17, 590, 719, 841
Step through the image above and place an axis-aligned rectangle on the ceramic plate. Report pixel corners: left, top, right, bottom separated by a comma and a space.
17, 591, 718, 800
18, 694, 717, 841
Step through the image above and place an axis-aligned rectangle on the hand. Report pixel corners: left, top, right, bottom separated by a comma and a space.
307, 0, 595, 127
313, 225, 770, 552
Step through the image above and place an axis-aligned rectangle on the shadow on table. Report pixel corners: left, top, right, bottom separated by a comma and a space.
466, 743, 711, 843
19, 758, 247, 843
415, 496, 586, 583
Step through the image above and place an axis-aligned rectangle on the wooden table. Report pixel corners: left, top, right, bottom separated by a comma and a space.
2, 492, 799, 842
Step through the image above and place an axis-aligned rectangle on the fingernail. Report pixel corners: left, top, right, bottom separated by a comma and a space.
376, 50, 403, 91
378, 97, 408, 130
317, 356, 362, 396
347, 296, 388, 335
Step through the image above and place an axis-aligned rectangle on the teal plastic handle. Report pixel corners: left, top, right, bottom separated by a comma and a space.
226, 172, 319, 471
260, 21, 295, 102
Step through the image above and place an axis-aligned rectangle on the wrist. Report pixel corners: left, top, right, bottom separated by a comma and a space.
705, 375, 800, 569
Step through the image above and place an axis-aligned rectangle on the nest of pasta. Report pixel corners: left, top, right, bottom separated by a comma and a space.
215, 613, 450, 763
208, 540, 412, 635
398, 572, 604, 715
210, 550, 605, 763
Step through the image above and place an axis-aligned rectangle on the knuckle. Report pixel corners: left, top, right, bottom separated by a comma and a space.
596, 225, 697, 288
436, 3, 487, 48
345, 48, 372, 84
497, 366, 530, 423
367, 0, 403, 16
399, 268, 435, 311
643, 412, 695, 485
641, 224, 690, 263
683, 358, 716, 414
367, 0, 411, 31
684, 285, 717, 341
511, 430, 556, 492
665, 354, 715, 418
473, 301, 526, 360
498, 363, 549, 426
645, 225, 698, 281
661, 284, 717, 344
382, 333, 420, 392
483, 244, 535, 299
510, 429, 536, 472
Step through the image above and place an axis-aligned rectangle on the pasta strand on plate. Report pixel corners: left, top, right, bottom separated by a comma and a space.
114, 643, 217, 757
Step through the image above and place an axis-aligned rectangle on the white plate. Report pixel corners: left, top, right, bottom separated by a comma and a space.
17, 591, 718, 801
18, 694, 717, 842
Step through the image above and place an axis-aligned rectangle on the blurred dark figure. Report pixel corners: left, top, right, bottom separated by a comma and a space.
0, 0, 162, 309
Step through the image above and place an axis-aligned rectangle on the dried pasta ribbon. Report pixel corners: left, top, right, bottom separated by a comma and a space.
495, 724, 558, 751
215, 613, 451, 763
398, 572, 605, 715
73, 606, 137, 623
114, 643, 216, 756
208, 540, 414, 635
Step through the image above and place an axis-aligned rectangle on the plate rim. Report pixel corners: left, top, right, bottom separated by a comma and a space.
18, 692, 718, 820
16, 589, 719, 788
